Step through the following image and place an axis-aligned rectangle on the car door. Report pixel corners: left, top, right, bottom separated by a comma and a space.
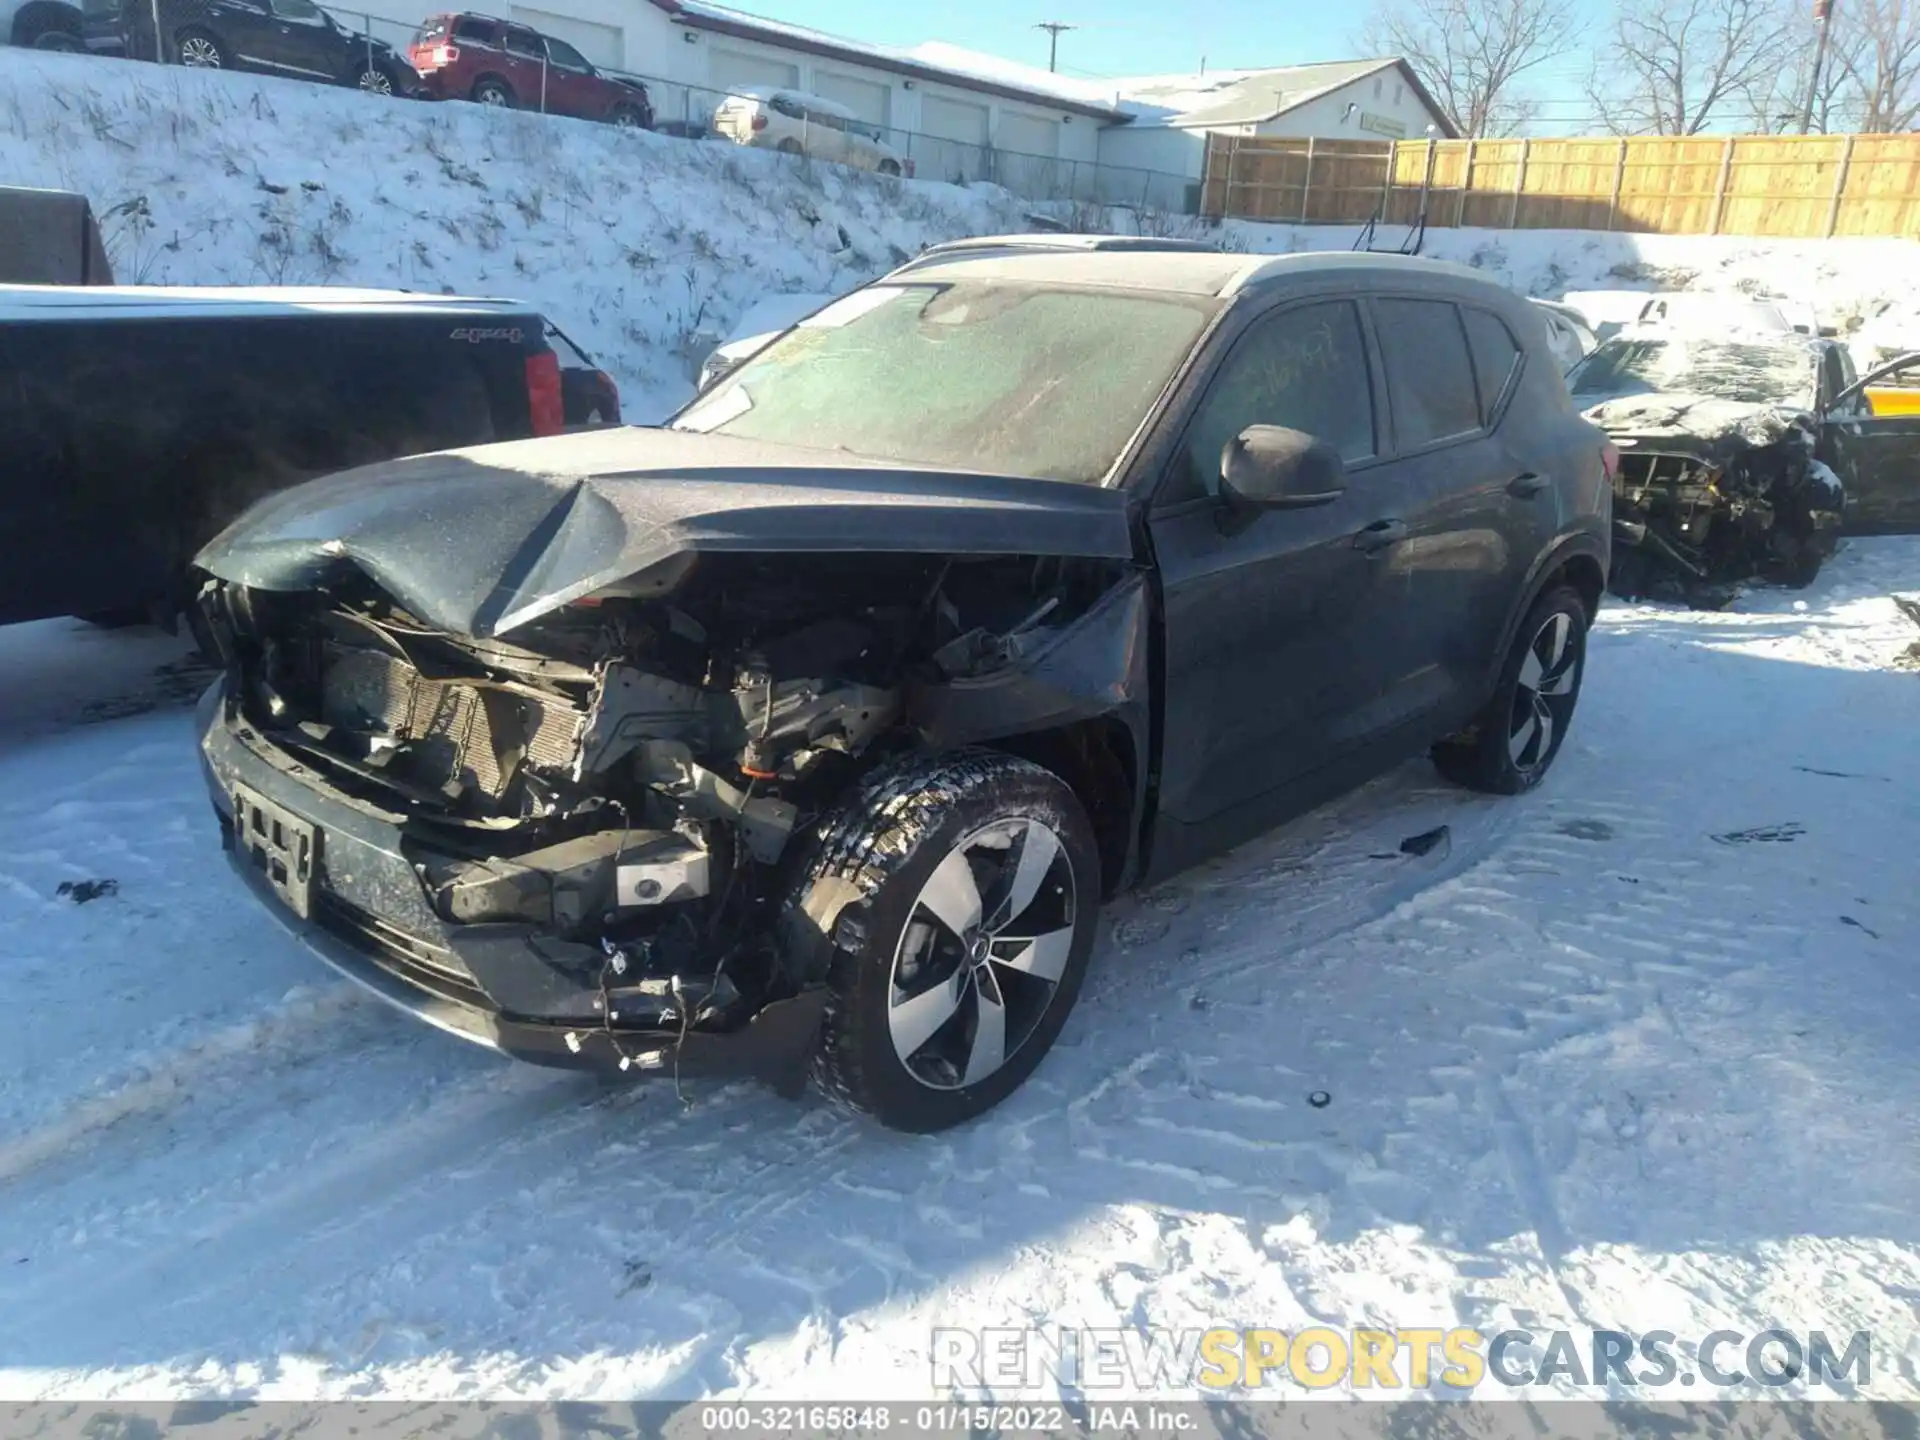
1821, 350, 1920, 534
1359, 295, 1531, 734
499, 24, 548, 107
1147, 296, 1412, 858
540, 36, 597, 118
194, 0, 276, 70
271, 0, 350, 77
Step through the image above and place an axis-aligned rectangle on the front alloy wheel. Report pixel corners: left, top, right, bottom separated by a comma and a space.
888, 817, 1076, 1091
357, 67, 394, 95
178, 33, 222, 66
796, 750, 1100, 1132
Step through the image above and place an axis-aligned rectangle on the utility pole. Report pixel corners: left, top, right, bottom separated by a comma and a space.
1035, 21, 1076, 72
1799, 0, 1835, 133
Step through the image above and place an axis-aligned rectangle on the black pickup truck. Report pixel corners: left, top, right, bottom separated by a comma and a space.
0, 283, 619, 634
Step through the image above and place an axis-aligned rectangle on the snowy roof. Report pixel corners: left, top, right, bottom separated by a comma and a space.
1117, 57, 1456, 136
648, 1, 1129, 119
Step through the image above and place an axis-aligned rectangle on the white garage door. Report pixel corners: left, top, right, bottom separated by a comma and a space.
510, 6, 621, 68
813, 70, 890, 128
919, 92, 991, 181
996, 111, 1058, 158
710, 47, 800, 98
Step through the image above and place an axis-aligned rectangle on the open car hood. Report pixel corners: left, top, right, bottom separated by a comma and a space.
194, 427, 1136, 639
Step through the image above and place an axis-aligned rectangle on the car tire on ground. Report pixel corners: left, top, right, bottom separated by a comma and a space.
27, 24, 83, 50
175, 28, 225, 66
352, 64, 396, 95
794, 749, 1100, 1133
1432, 585, 1589, 795
776, 137, 803, 155
471, 77, 513, 106
610, 104, 647, 128
877, 159, 901, 177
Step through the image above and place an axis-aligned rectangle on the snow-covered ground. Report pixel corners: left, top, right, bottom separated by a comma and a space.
7, 40, 1920, 1410
3, 541, 1919, 1403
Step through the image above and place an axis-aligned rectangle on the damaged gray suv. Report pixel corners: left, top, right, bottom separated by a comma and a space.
195, 238, 1612, 1132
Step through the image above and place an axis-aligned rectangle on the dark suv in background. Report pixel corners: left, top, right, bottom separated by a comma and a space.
84, 0, 417, 93
409, 12, 652, 125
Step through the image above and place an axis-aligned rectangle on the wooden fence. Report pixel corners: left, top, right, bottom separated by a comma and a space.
1200, 132, 1920, 238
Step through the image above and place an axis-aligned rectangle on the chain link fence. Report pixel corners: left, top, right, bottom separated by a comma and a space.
119, 3, 1198, 211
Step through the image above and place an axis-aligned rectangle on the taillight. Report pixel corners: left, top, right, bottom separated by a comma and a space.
526, 351, 563, 437
427, 43, 457, 64
1601, 441, 1621, 481
751, 112, 767, 131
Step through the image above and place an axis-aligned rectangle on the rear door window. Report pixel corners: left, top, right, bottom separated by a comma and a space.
1374, 298, 1480, 448
453, 16, 496, 41
1172, 299, 1377, 501
1461, 307, 1523, 425
502, 25, 543, 57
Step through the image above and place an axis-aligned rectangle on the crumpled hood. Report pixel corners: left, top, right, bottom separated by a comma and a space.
195, 427, 1135, 639
1580, 391, 1815, 451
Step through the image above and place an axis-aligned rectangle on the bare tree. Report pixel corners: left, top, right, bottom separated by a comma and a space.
1358, 0, 1584, 136
1834, 0, 1920, 130
1587, 0, 1798, 133
1740, 15, 1861, 130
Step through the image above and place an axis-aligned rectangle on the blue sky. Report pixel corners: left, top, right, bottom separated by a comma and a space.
738, 0, 1602, 130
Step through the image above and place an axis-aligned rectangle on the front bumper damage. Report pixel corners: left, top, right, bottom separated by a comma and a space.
197, 683, 826, 1086
1585, 395, 1844, 606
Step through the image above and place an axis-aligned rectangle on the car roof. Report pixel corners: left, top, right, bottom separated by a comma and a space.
889, 241, 1514, 301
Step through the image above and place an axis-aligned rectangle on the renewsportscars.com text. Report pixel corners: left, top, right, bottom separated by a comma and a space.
931, 1326, 1873, 1393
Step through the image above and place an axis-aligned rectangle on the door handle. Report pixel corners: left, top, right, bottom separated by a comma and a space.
1506, 471, 1548, 498
1353, 518, 1407, 553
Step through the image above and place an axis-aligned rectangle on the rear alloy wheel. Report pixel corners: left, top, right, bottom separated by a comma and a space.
795, 751, 1100, 1132
472, 78, 513, 106
877, 159, 901, 177
610, 105, 647, 129
30, 28, 84, 50
355, 66, 395, 95
1432, 586, 1588, 795
177, 30, 225, 66
776, 137, 803, 155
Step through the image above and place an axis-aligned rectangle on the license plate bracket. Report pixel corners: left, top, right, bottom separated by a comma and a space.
232, 785, 319, 919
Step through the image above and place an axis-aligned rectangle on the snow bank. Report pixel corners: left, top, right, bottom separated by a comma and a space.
0, 48, 1030, 420
1218, 216, 1920, 349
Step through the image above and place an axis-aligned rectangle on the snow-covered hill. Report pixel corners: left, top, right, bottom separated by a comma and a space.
0, 48, 1029, 419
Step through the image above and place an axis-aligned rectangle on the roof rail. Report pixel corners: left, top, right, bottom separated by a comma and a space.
888, 233, 1223, 276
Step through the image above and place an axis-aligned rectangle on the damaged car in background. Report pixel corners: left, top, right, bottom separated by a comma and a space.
1570, 330, 1920, 605
195, 238, 1612, 1132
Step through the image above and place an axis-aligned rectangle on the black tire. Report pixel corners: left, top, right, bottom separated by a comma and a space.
471, 76, 513, 107
791, 750, 1100, 1133
175, 27, 225, 66
29, 26, 84, 51
610, 104, 647, 129
877, 159, 901, 177
1432, 586, 1588, 795
776, 137, 803, 155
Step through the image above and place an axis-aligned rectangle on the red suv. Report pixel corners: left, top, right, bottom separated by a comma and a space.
410, 13, 653, 127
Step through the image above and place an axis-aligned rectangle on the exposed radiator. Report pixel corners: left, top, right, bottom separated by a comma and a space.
320, 644, 581, 799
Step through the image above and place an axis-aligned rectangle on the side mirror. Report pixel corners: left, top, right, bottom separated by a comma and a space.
1219, 425, 1347, 509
